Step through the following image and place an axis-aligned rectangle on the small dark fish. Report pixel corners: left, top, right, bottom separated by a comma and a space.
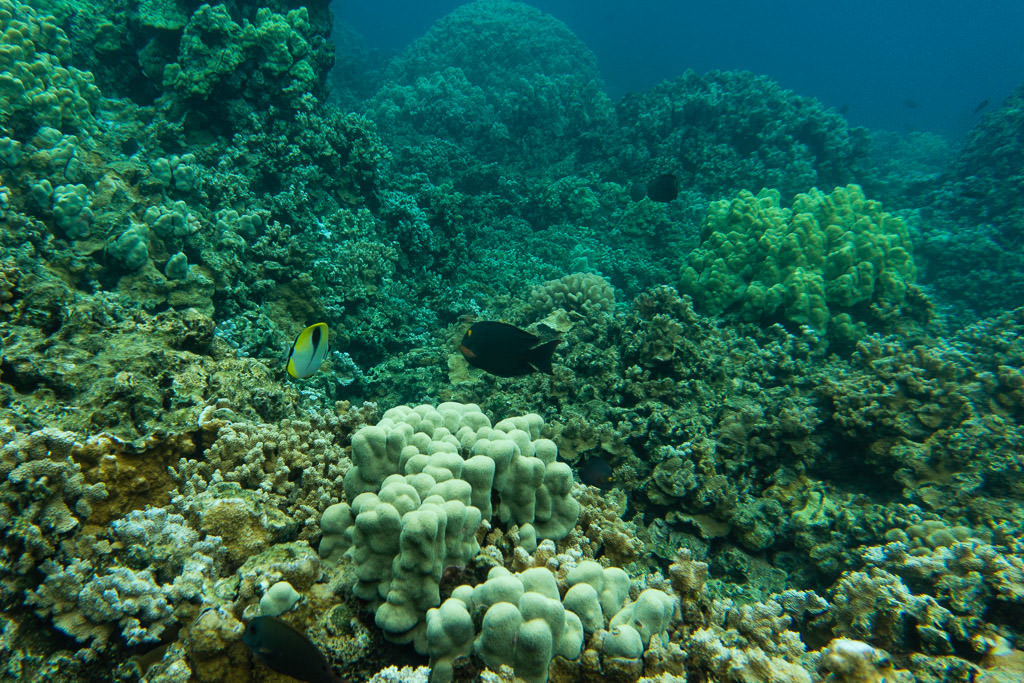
973, 99, 989, 113
904, 98, 919, 109
459, 321, 559, 377
839, 103, 849, 115
579, 455, 614, 490
646, 173, 679, 203
629, 182, 647, 202
243, 616, 339, 683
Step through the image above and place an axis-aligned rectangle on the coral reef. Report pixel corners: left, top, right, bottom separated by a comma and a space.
915, 86, 1024, 318
945, 84, 1024, 247
2, 0, 1024, 680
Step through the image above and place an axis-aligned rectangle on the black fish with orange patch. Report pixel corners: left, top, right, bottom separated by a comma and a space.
242, 616, 340, 683
459, 321, 560, 377
646, 173, 679, 203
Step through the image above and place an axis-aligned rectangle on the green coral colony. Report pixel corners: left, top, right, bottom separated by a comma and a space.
1, 0, 1023, 681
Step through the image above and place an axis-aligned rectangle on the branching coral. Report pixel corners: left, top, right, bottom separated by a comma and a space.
27, 507, 223, 650
0, 428, 107, 577
174, 400, 371, 541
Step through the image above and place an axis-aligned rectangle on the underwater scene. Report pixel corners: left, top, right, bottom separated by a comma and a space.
2, 0, 1024, 680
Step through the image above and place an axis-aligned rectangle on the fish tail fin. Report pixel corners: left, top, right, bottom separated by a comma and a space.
529, 339, 561, 375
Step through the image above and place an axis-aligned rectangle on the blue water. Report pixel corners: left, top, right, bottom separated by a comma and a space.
334, 0, 1024, 138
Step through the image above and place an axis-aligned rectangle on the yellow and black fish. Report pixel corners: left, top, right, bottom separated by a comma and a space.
286, 323, 329, 379
459, 321, 559, 377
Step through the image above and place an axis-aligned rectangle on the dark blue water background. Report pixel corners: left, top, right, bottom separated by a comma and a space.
333, 0, 1024, 140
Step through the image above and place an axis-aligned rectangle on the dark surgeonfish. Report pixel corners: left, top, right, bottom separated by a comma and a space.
629, 173, 679, 203
579, 454, 614, 490
459, 321, 560, 377
645, 173, 679, 203
243, 616, 340, 683
286, 322, 329, 379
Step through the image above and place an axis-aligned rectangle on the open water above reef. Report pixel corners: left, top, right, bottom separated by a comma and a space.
336, 0, 1024, 138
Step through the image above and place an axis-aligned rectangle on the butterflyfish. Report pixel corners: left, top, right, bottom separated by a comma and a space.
286, 323, 329, 379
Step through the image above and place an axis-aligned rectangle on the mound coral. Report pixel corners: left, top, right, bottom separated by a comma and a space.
680, 184, 918, 343
530, 272, 616, 320
366, 0, 615, 170
615, 69, 867, 199
0, 0, 100, 136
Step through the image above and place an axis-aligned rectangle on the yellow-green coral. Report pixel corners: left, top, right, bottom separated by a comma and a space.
680, 184, 915, 338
